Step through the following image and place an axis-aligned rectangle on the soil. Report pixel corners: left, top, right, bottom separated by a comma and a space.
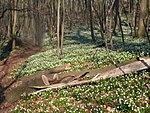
0, 46, 40, 112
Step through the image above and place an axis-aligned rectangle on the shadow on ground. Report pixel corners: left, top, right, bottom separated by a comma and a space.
64, 28, 150, 56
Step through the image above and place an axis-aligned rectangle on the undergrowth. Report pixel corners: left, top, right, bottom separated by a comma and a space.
14, 72, 150, 113
12, 28, 150, 112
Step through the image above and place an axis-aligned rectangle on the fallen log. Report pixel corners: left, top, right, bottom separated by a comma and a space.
5, 64, 71, 103
29, 57, 150, 95
29, 80, 91, 95
21, 63, 71, 82
94, 57, 150, 80
30, 72, 90, 89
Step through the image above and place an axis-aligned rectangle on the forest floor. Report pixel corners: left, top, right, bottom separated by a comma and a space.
0, 46, 40, 112
0, 27, 150, 112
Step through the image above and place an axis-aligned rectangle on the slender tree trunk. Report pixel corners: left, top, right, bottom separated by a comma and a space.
115, 0, 125, 46
109, 8, 113, 48
88, 0, 96, 43
57, 0, 61, 56
84, 0, 88, 30
112, 0, 119, 35
132, 2, 138, 38
12, 0, 17, 50
60, 0, 65, 54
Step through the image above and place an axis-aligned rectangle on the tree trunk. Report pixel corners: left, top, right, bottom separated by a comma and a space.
12, 0, 17, 50
60, 0, 65, 54
88, 0, 96, 43
57, 0, 61, 56
33, 0, 44, 47
138, 0, 148, 37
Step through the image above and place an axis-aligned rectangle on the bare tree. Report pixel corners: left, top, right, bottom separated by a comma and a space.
0, 0, 150, 59
138, 0, 149, 37
88, 0, 96, 43
57, 0, 65, 56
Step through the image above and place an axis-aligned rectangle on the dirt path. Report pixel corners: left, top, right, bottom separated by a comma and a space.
0, 47, 40, 112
